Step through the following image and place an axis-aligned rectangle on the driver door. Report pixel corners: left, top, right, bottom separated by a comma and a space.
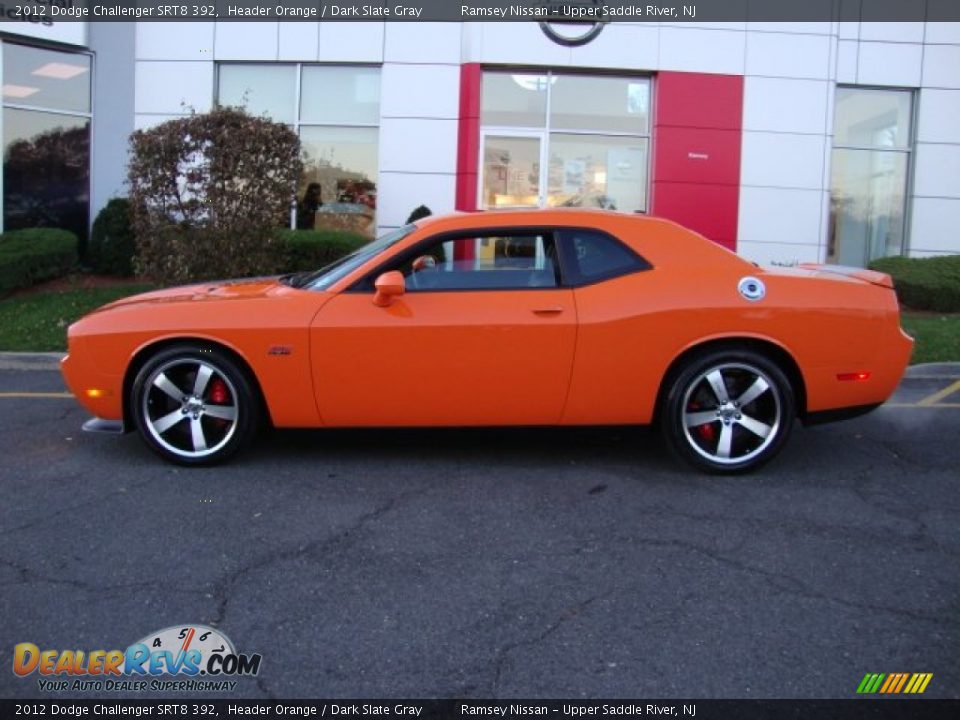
310, 230, 577, 426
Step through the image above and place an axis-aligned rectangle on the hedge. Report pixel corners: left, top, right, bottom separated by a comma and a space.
275, 229, 369, 272
0, 228, 79, 294
868, 254, 960, 313
88, 198, 136, 276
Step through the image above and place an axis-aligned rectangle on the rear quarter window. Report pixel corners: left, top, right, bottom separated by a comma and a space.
559, 229, 651, 285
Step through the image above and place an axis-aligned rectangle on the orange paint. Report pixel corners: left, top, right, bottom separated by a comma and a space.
61, 210, 912, 431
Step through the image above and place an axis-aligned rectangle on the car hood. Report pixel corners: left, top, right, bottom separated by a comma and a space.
93, 277, 286, 313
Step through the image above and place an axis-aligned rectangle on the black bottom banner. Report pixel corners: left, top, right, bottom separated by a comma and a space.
2, 699, 959, 720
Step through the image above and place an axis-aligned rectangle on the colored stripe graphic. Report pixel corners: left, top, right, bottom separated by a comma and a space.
857, 672, 932, 694
893, 673, 909, 693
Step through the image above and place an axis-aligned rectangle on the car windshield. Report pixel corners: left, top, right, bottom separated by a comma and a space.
292, 224, 415, 291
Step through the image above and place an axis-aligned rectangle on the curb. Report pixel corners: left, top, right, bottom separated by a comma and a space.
904, 362, 960, 379
0, 352, 64, 371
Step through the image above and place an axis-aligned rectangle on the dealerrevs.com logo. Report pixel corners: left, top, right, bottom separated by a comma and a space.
13, 624, 262, 693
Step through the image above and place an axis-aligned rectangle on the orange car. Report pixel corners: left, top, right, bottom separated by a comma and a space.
61, 209, 913, 473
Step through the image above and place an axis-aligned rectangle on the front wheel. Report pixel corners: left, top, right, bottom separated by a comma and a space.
661, 350, 795, 474
131, 345, 259, 465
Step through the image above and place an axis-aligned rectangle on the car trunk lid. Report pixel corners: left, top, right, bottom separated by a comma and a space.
796, 263, 894, 289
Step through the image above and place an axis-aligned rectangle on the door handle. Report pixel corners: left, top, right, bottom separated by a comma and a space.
532, 306, 564, 315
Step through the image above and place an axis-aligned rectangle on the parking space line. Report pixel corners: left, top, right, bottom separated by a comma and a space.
0, 392, 73, 398
885, 402, 960, 408
916, 379, 960, 407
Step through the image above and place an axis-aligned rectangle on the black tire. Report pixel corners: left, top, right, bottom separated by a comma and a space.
131, 344, 260, 465
660, 349, 795, 474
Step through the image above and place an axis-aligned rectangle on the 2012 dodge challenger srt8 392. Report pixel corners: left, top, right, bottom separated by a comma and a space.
61, 209, 913, 473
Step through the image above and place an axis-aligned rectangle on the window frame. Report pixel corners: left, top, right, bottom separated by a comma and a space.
347, 225, 652, 293
829, 85, 916, 263
214, 61, 381, 229
478, 69, 653, 214
0, 40, 94, 236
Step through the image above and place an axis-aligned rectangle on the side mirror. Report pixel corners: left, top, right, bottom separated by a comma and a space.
373, 270, 405, 307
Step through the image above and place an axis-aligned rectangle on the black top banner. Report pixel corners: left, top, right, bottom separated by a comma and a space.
4, 0, 960, 23
2, 700, 960, 719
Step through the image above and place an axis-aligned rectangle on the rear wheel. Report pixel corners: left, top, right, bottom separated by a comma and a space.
661, 350, 795, 473
131, 345, 259, 465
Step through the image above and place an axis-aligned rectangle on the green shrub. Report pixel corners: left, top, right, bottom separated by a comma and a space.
869, 254, 960, 313
88, 198, 136, 276
0, 228, 78, 294
275, 229, 368, 272
129, 106, 302, 285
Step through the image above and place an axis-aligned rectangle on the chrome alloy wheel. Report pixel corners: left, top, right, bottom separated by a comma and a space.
141, 358, 240, 460
681, 362, 782, 466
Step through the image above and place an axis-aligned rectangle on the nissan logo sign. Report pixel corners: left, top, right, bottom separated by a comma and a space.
539, 1, 608, 46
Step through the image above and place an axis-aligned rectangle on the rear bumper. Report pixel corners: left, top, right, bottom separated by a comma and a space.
804, 327, 913, 414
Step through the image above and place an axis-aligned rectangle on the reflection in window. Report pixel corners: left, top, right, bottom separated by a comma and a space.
217, 65, 296, 123
300, 66, 380, 125
2, 43, 92, 245
300, 126, 378, 237
829, 88, 912, 266
217, 63, 380, 235
480, 73, 548, 127
548, 134, 648, 212
2, 43, 90, 114
550, 75, 650, 134
480, 71, 651, 213
482, 136, 541, 208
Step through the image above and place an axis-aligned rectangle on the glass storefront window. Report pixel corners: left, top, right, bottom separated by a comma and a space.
300, 66, 380, 125
548, 134, 648, 212
480, 73, 548, 128
829, 88, 913, 266
2, 44, 90, 114
217, 63, 380, 235
300, 126, 378, 236
2, 43, 92, 244
3, 109, 90, 241
480, 71, 650, 213
550, 76, 650, 134
217, 65, 296, 124
482, 136, 541, 209
834, 88, 912, 149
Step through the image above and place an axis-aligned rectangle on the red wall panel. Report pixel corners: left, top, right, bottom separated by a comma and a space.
654, 126, 742, 186
654, 72, 744, 130
652, 183, 739, 250
651, 71, 744, 250
455, 63, 482, 214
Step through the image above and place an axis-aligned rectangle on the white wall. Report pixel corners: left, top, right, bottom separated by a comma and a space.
130, 20, 960, 258
377, 23, 460, 233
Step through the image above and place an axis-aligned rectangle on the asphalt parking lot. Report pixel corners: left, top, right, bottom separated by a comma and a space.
1, 357, 958, 700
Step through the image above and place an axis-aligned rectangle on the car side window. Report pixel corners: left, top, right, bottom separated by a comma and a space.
559, 229, 650, 285
397, 233, 561, 291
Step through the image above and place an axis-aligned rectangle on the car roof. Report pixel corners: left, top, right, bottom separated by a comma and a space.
412, 208, 681, 234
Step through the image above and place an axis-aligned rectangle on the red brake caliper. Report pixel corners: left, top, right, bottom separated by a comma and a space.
207, 379, 230, 427
689, 403, 716, 442
698, 422, 716, 442
208, 378, 229, 404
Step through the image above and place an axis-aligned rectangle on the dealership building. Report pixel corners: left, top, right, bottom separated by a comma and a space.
1, 16, 959, 267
